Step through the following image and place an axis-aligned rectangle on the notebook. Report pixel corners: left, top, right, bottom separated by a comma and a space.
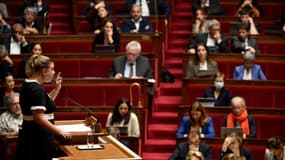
94, 45, 115, 54
106, 126, 128, 136
196, 97, 215, 107
220, 127, 243, 138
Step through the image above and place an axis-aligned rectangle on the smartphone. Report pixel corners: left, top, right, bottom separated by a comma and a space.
76, 144, 104, 150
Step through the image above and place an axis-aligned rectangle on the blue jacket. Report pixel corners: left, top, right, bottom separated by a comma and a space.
122, 18, 153, 33
176, 116, 215, 138
233, 64, 267, 80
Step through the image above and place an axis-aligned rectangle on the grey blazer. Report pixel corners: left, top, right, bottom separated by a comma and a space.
186, 60, 218, 78
231, 37, 260, 54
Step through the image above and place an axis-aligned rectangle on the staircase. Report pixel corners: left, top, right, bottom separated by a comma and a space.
142, 1, 193, 159
48, 0, 73, 34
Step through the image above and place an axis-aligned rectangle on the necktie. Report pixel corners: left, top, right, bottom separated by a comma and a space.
129, 63, 134, 77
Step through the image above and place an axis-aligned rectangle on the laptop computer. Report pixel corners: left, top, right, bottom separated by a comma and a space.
196, 70, 217, 78
196, 97, 215, 107
94, 44, 115, 54
220, 127, 243, 138
106, 126, 128, 136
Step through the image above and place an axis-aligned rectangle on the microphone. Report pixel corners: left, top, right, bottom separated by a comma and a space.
64, 97, 101, 132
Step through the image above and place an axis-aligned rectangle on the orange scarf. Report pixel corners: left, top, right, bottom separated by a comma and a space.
226, 110, 250, 135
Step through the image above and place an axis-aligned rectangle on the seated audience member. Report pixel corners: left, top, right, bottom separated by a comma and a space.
230, 8, 259, 35
18, 42, 43, 78
92, 19, 120, 53
109, 40, 153, 79
192, 0, 225, 16
221, 153, 245, 160
170, 129, 212, 160
124, 0, 171, 23
106, 98, 140, 137
0, 3, 8, 18
265, 136, 285, 160
17, 7, 42, 34
231, 23, 260, 54
0, 9, 10, 34
87, 6, 110, 34
122, 4, 153, 33
80, 0, 111, 16
204, 72, 231, 106
0, 92, 22, 136
0, 73, 19, 108
220, 132, 254, 160
176, 101, 215, 138
0, 23, 31, 55
187, 20, 228, 54
0, 45, 14, 79
186, 43, 218, 78
222, 96, 256, 138
233, 51, 266, 80
235, 0, 264, 17
19, 0, 49, 17
192, 7, 212, 34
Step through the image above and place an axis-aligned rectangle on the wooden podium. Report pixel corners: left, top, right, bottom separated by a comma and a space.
55, 120, 142, 160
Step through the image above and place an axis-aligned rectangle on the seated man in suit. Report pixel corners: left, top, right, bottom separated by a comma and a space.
109, 40, 154, 107
124, 0, 171, 24
231, 23, 260, 54
109, 40, 153, 79
0, 23, 31, 55
122, 4, 153, 33
186, 19, 228, 54
169, 129, 212, 160
0, 92, 23, 136
233, 50, 266, 80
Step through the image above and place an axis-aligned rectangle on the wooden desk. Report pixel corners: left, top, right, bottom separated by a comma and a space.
57, 136, 142, 160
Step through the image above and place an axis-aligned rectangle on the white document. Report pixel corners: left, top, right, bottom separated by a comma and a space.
56, 124, 92, 132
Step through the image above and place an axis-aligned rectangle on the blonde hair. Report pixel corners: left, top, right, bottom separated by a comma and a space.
186, 151, 205, 160
26, 54, 52, 78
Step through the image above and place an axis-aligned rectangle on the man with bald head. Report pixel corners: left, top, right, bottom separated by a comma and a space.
122, 4, 153, 33
222, 96, 256, 138
0, 23, 31, 55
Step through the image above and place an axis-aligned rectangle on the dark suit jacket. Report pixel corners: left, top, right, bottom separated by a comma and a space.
0, 35, 31, 54
122, 18, 153, 33
124, 0, 171, 19
204, 87, 232, 106
222, 114, 257, 138
169, 141, 212, 160
109, 55, 153, 79
220, 147, 254, 160
186, 33, 228, 54
231, 37, 260, 54
192, 0, 225, 15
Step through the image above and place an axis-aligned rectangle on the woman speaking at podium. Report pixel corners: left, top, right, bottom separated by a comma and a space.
15, 55, 71, 160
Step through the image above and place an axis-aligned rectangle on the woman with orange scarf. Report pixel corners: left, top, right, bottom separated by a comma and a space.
222, 96, 256, 138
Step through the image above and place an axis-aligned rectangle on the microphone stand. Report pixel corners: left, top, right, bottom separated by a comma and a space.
65, 97, 101, 133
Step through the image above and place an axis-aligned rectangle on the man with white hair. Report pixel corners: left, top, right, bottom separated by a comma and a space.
17, 6, 42, 34
186, 19, 228, 54
0, 92, 23, 136
109, 40, 153, 79
233, 50, 266, 80
222, 96, 256, 138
